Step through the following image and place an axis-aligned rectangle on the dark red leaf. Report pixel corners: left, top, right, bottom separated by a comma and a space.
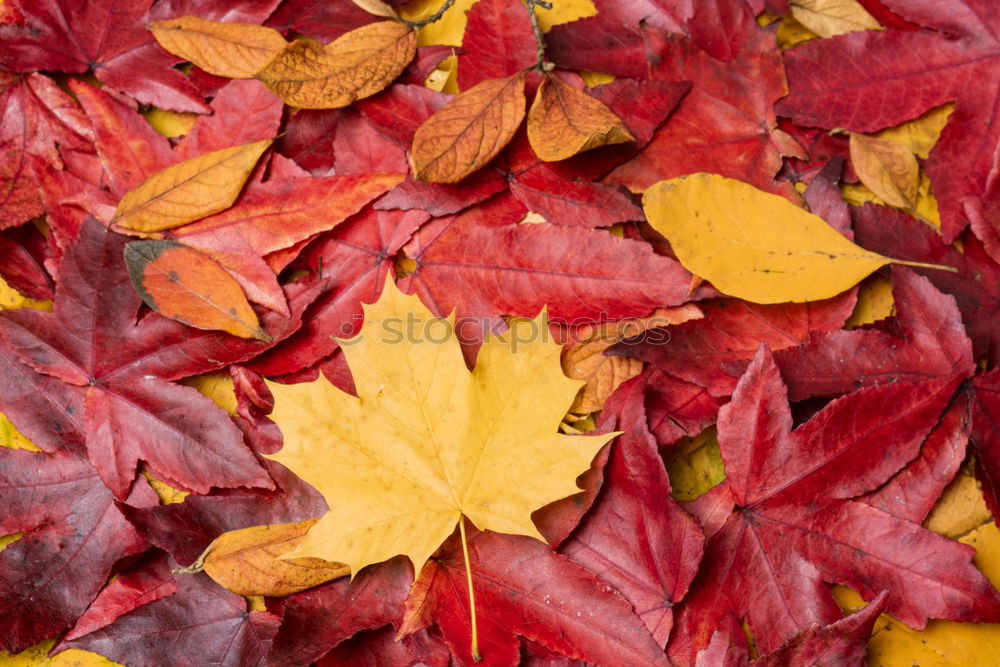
0, 223, 55, 300
0, 449, 149, 652
560, 377, 703, 646
268, 558, 413, 666
316, 625, 450, 667
265, 0, 375, 43
174, 79, 284, 160
970, 370, 1000, 520
62, 568, 280, 667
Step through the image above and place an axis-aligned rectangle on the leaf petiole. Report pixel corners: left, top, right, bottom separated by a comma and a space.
459, 517, 481, 662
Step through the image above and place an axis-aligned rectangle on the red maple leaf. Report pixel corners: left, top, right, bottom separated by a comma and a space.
668, 347, 1000, 663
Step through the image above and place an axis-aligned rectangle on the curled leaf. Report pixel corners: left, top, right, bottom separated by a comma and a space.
789, 0, 881, 38
112, 139, 272, 233
643, 173, 947, 303
196, 520, 350, 596
527, 74, 634, 162
411, 72, 527, 183
256, 21, 417, 109
125, 240, 269, 341
148, 16, 288, 79
849, 132, 920, 209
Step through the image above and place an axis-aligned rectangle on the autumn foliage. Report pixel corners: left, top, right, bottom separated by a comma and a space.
2, 0, 1000, 665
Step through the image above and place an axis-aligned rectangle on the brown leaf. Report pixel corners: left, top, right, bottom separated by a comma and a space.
411, 72, 527, 183
112, 138, 272, 233
527, 74, 634, 162
198, 520, 350, 596
256, 21, 416, 109
124, 240, 269, 341
148, 15, 288, 79
849, 132, 920, 209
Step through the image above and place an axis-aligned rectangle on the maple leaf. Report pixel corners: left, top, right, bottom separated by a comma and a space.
266, 278, 613, 574
0, 448, 149, 652
668, 347, 1000, 664
777, 0, 1000, 245
0, 0, 211, 112
0, 218, 316, 498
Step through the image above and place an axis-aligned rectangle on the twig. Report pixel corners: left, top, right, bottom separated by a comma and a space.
399, 0, 457, 30
524, 0, 553, 70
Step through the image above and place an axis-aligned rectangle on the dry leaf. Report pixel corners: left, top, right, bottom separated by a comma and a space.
789, 0, 881, 38
527, 74, 634, 162
197, 520, 350, 596
148, 16, 287, 79
849, 132, 920, 209
643, 173, 941, 303
266, 279, 613, 574
124, 240, 269, 341
876, 103, 954, 160
411, 72, 526, 183
256, 22, 416, 109
112, 138, 272, 233
351, 0, 398, 19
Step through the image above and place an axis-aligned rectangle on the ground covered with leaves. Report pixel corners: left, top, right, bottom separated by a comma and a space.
1, 0, 1000, 665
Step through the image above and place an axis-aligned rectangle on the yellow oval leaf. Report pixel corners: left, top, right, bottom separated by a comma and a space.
125, 240, 269, 340
256, 21, 417, 109
643, 173, 944, 303
112, 138, 272, 233
527, 74, 634, 162
411, 72, 526, 183
199, 520, 350, 596
849, 132, 920, 209
149, 16, 288, 79
351, 0, 398, 18
789, 0, 881, 38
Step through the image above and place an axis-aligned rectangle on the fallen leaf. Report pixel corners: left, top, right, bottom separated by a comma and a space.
668, 348, 999, 664
266, 278, 613, 574
351, 0, 398, 19
256, 22, 417, 109
194, 520, 349, 596
643, 173, 936, 303
527, 73, 634, 162
876, 102, 954, 160
789, 0, 881, 37
849, 132, 920, 209
411, 73, 526, 183
124, 240, 268, 340
456, 0, 535, 89
149, 15, 288, 79
112, 138, 273, 233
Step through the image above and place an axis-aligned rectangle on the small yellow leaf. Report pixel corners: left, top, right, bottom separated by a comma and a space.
0, 413, 39, 451
411, 72, 526, 183
198, 520, 350, 596
643, 173, 942, 303
664, 427, 727, 502
266, 278, 612, 575
877, 103, 954, 160
789, 0, 881, 38
527, 74, 634, 162
398, 0, 474, 47
849, 132, 920, 209
112, 138, 272, 233
256, 22, 417, 109
0, 275, 51, 312
142, 107, 198, 138
142, 472, 189, 505
0, 639, 122, 666
533, 0, 597, 32
776, 13, 820, 48
845, 274, 895, 328
424, 53, 458, 94
149, 15, 288, 79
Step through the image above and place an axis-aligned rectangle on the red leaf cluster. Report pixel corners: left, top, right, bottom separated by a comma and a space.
2, 0, 1000, 665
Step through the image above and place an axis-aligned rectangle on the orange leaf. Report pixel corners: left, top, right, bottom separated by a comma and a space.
148, 15, 288, 79
124, 240, 269, 341
411, 72, 527, 183
198, 520, 350, 596
112, 138, 272, 233
527, 74, 634, 162
256, 21, 417, 109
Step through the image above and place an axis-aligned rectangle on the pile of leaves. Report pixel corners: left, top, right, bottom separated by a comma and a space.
2, 0, 1000, 664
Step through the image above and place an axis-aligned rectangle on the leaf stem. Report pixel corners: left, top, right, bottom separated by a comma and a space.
459, 517, 481, 662
399, 0, 457, 30
524, 0, 553, 71
892, 259, 959, 273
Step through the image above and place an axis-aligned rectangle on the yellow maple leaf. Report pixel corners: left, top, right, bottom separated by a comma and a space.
266, 279, 613, 576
